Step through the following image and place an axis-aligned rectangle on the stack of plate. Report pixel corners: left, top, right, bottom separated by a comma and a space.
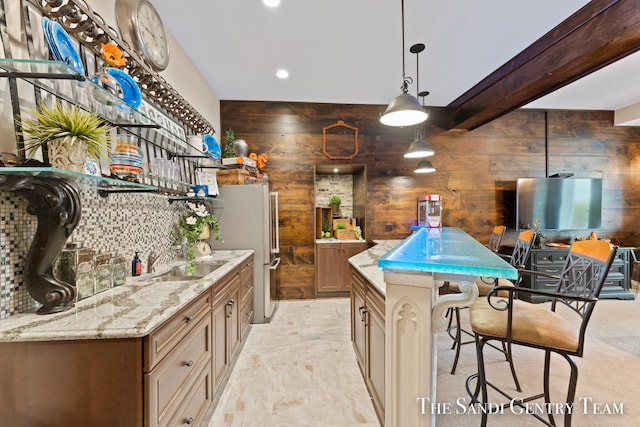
110, 135, 143, 178
42, 17, 84, 75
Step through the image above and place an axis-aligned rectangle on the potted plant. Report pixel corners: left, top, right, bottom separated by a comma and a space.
20, 102, 112, 173
223, 129, 236, 158
329, 195, 342, 217
173, 201, 223, 272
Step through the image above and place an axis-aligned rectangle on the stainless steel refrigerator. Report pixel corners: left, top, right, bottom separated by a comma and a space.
209, 183, 280, 323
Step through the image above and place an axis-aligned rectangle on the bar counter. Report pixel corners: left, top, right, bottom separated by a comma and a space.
377, 227, 517, 427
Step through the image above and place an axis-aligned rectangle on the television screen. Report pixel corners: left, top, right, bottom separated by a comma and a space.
516, 178, 602, 230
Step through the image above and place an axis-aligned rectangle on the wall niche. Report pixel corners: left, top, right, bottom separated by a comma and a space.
314, 164, 366, 240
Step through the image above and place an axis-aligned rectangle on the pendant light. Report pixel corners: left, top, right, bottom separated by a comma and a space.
414, 159, 436, 173
380, 0, 429, 127
404, 43, 435, 158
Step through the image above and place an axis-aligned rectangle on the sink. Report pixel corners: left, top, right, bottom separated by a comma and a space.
149, 261, 225, 282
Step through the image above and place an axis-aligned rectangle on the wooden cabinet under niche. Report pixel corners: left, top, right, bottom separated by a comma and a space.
316, 241, 368, 294
0, 255, 254, 427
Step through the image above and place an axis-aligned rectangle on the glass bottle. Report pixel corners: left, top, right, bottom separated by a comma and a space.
111, 254, 128, 287
53, 242, 95, 301
94, 253, 112, 294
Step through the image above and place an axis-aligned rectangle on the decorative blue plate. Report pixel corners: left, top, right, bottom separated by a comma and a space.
42, 18, 61, 59
48, 19, 84, 75
203, 134, 221, 160
105, 68, 141, 108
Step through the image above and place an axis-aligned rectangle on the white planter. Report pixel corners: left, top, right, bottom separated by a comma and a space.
47, 136, 88, 174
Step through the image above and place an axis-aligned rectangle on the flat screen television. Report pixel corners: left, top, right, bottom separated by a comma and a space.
516, 178, 602, 230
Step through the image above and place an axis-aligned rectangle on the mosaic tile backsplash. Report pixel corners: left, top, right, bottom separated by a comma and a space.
0, 188, 184, 319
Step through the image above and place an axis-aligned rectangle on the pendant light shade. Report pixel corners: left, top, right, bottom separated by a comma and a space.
380, 90, 429, 126
380, 0, 428, 127
414, 159, 436, 173
404, 136, 435, 158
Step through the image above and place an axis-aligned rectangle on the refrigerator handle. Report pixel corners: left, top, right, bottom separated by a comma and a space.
270, 257, 281, 270
271, 191, 280, 254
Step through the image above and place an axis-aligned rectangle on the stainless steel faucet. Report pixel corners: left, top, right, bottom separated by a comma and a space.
147, 245, 182, 273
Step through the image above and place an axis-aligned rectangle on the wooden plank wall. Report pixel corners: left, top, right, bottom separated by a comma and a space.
221, 101, 640, 300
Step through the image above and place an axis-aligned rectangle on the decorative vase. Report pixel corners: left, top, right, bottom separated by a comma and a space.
331, 203, 340, 218
199, 223, 210, 240
47, 136, 88, 173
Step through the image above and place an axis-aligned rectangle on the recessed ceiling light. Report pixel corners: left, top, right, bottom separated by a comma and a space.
276, 69, 289, 79
263, 0, 280, 7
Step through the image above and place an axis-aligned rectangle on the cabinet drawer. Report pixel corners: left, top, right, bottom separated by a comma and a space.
213, 271, 240, 305
145, 291, 211, 371
145, 315, 212, 427
240, 261, 254, 308
534, 252, 567, 264
164, 359, 212, 427
240, 291, 254, 338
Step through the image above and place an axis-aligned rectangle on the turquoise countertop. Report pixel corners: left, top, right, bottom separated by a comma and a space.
378, 227, 518, 280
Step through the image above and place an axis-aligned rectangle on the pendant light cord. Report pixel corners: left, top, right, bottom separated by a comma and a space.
400, 0, 407, 81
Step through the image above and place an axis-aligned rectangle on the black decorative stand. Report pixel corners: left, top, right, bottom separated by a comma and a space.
0, 175, 80, 314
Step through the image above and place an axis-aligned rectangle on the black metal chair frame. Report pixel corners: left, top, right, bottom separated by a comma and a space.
448, 229, 535, 393
465, 242, 617, 427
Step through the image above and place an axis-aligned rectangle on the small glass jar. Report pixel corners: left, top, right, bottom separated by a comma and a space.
53, 242, 95, 301
94, 253, 113, 294
110, 254, 128, 287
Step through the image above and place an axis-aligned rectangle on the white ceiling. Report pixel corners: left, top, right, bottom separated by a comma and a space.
152, 0, 640, 115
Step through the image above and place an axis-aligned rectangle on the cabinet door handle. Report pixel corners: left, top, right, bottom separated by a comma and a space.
363, 309, 369, 327
185, 417, 194, 425
185, 360, 194, 367
185, 315, 194, 323
360, 308, 367, 322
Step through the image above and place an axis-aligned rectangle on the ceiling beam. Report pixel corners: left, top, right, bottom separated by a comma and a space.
441, 0, 640, 131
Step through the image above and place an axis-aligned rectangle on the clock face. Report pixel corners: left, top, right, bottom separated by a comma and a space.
135, 1, 169, 70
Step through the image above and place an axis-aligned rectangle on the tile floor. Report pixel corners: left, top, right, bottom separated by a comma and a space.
208, 295, 640, 426
208, 298, 380, 427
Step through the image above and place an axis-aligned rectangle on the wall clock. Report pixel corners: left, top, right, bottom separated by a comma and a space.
115, 0, 170, 71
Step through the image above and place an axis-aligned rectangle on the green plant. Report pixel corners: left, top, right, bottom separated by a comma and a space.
322, 218, 331, 233
329, 195, 342, 206
173, 202, 223, 272
20, 102, 112, 160
336, 223, 347, 230
223, 128, 236, 158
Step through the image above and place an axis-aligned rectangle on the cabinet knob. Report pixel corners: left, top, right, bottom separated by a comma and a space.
185, 417, 194, 425
185, 315, 194, 322
185, 360, 194, 367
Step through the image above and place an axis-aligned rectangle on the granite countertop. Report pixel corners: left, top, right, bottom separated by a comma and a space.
0, 250, 253, 343
316, 238, 366, 244
348, 240, 402, 296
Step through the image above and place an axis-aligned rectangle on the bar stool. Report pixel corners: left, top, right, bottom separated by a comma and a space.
448, 229, 535, 392
466, 239, 617, 427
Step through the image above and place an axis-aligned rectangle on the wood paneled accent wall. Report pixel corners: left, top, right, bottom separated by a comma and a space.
221, 101, 640, 300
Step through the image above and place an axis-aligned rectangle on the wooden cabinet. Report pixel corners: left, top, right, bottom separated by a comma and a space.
350, 268, 385, 425
521, 247, 636, 302
239, 259, 255, 340
143, 292, 212, 427
0, 255, 254, 427
317, 241, 368, 294
212, 264, 243, 392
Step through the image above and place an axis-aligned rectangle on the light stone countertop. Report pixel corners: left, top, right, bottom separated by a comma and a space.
347, 240, 402, 296
315, 238, 366, 244
0, 250, 253, 342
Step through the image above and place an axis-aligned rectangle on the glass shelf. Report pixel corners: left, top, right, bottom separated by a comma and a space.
0, 167, 158, 195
